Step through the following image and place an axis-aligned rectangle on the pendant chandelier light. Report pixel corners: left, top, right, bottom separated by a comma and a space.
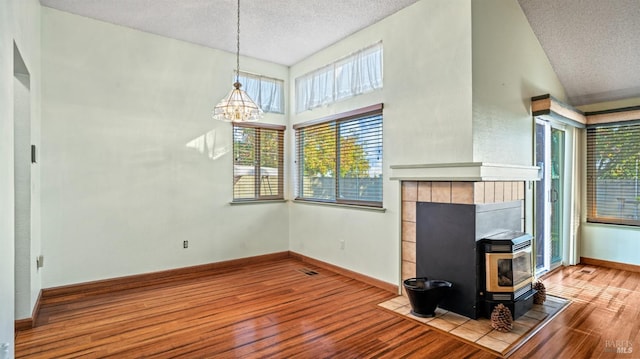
213, 0, 263, 122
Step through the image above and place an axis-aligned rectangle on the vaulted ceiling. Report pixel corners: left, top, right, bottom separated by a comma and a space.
518, 0, 640, 106
40, 0, 640, 107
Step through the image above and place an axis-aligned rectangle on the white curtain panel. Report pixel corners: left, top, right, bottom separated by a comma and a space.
296, 42, 383, 113
239, 72, 284, 114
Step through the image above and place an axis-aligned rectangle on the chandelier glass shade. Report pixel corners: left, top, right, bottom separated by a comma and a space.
213, 0, 263, 122
213, 81, 263, 122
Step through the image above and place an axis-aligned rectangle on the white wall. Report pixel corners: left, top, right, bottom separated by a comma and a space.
13, 1, 42, 325
577, 98, 640, 266
582, 223, 640, 266
471, 0, 567, 166
40, 8, 290, 288
1, 0, 41, 355
13, 72, 32, 320
0, 0, 15, 352
470, 0, 568, 239
288, 0, 473, 285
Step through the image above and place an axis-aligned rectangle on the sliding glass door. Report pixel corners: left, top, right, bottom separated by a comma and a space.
535, 120, 565, 274
535, 122, 547, 272
550, 128, 564, 265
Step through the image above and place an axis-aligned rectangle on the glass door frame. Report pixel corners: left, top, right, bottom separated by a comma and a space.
535, 119, 569, 275
535, 120, 551, 274
550, 127, 564, 266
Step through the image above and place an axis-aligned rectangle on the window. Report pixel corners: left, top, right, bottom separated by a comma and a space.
238, 72, 284, 114
587, 121, 640, 226
233, 123, 285, 201
295, 42, 383, 113
294, 104, 383, 207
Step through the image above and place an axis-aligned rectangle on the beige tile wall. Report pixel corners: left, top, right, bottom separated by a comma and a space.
401, 181, 525, 294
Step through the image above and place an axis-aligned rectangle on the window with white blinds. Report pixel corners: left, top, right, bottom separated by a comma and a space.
233, 123, 285, 201
238, 72, 285, 114
294, 104, 383, 207
295, 42, 383, 113
587, 121, 640, 226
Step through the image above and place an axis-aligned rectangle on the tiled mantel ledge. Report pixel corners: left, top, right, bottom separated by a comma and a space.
389, 162, 540, 182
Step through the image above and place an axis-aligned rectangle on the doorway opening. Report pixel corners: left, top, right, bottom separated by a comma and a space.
13, 42, 33, 321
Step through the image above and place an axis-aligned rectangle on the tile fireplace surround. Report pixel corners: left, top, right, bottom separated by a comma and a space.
400, 181, 526, 293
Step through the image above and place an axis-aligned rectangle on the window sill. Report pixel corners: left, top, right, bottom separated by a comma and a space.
293, 199, 386, 212
230, 199, 287, 205
584, 221, 640, 230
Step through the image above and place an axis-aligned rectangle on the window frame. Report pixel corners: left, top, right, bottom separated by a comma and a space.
587, 120, 640, 227
294, 103, 383, 208
232, 122, 285, 202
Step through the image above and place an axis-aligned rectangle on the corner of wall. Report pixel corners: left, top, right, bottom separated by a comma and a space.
470, 0, 567, 166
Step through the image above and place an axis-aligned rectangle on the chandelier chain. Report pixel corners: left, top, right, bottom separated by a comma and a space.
212, 0, 262, 122
236, 0, 240, 83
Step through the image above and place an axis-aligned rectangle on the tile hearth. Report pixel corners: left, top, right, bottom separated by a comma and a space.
378, 295, 569, 357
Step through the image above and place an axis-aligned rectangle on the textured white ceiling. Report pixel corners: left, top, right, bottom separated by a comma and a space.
518, 0, 640, 106
39, 0, 418, 66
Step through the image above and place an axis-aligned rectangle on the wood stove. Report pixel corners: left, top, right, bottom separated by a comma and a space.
416, 201, 523, 319
416, 200, 538, 320
481, 231, 536, 319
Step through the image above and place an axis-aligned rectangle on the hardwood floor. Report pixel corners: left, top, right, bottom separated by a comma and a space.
510, 264, 640, 359
14, 259, 640, 358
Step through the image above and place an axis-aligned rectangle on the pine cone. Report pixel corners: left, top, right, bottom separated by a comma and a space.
490, 304, 513, 332
533, 280, 546, 304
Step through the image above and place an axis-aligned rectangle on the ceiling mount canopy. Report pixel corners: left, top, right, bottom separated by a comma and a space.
213, 0, 263, 123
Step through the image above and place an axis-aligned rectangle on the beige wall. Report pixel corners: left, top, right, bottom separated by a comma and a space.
1, 0, 42, 352
40, 8, 290, 288
288, 0, 473, 285
578, 99, 640, 266
582, 224, 640, 266
471, 0, 567, 165
31, 0, 579, 303
288, 0, 567, 286
0, 0, 14, 348
291, 0, 474, 166
470, 0, 568, 249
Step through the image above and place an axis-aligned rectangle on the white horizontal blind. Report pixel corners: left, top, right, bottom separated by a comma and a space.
238, 72, 285, 114
337, 115, 383, 204
295, 42, 383, 113
233, 123, 285, 201
295, 105, 383, 207
296, 122, 337, 201
587, 121, 640, 226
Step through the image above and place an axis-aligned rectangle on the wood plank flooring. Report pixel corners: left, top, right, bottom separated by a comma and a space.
14, 259, 640, 358
510, 264, 640, 359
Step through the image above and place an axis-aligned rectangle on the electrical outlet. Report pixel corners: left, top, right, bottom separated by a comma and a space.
36, 255, 44, 269
183, 240, 188, 249
340, 239, 345, 250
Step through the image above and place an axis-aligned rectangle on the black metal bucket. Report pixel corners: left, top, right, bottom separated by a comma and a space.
403, 278, 453, 317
